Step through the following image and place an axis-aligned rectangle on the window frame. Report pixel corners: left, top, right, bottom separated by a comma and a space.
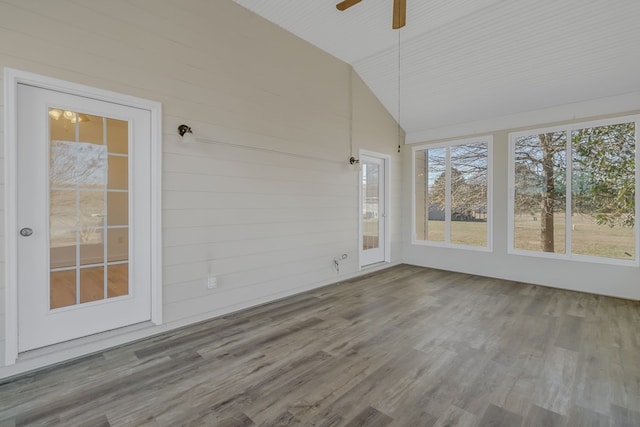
411, 136, 493, 251
508, 114, 640, 266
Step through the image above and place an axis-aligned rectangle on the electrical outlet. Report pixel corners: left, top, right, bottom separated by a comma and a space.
207, 275, 217, 289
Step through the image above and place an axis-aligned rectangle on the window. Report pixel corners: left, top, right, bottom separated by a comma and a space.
509, 116, 639, 264
413, 137, 492, 249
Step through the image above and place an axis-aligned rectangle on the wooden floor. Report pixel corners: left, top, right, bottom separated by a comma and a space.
1, 265, 640, 426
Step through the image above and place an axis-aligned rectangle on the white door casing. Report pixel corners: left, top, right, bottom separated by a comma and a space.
359, 150, 390, 267
4, 68, 163, 364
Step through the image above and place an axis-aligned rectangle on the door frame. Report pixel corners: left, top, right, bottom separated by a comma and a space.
4, 68, 163, 365
358, 149, 391, 269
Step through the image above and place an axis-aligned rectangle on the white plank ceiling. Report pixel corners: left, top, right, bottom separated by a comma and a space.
233, 0, 640, 143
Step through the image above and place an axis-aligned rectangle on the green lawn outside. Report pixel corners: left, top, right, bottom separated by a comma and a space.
418, 214, 635, 260
515, 213, 635, 260
422, 221, 486, 247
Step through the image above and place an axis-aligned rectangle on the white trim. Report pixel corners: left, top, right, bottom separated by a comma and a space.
486, 140, 494, 252
624, 114, 638, 267
507, 114, 640, 267
385, 155, 391, 263
411, 240, 492, 253
411, 146, 417, 243
507, 133, 516, 254
508, 115, 640, 140
406, 91, 640, 144
411, 135, 493, 251
565, 136, 573, 257
150, 101, 163, 326
444, 146, 452, 243
3, 68, 163, 366
358, 149, 391, 268
4, 69, 20, 366
508, 248, 638, 267
636, 118, 640, 268
357, 160, 363, 270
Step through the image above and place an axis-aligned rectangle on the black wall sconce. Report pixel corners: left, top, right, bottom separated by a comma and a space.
177, 124, 196, 144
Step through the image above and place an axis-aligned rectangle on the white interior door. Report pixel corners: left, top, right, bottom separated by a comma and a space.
17, 83, 153, 352
360, 154, 387, 267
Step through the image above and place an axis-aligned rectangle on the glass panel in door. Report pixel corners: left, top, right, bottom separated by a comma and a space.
362, 162, 380, 251
48, 108, 129, 310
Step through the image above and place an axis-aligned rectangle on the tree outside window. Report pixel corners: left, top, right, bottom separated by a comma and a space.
511, 118, 636, 262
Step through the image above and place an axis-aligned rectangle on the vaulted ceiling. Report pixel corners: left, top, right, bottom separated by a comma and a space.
233, 0, 640, 143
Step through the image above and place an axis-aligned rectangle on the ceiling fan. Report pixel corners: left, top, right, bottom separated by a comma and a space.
336, 0, 406, 29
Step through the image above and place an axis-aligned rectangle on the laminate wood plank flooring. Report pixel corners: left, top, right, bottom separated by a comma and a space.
2, 265, 640, 426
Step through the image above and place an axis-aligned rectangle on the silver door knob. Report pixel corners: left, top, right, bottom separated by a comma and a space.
20, 228, 33, 237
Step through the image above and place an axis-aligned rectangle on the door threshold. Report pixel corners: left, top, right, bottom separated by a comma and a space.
360, 261, 390, 270
17, 321, 154, 363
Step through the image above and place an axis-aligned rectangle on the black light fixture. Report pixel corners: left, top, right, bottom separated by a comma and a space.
177, 124, 196, 144
349, 156, 359, 165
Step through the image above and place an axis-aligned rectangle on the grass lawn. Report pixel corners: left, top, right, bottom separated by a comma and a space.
418, 214, 635, 260
420, 221, 486, 247
515, 213, 635, 260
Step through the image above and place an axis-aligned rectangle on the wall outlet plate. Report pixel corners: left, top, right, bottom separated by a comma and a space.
207, 275, 217, 289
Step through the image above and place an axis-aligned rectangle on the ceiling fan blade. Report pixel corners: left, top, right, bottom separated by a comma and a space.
392, 0, 406, 29
336, 0, 362, 11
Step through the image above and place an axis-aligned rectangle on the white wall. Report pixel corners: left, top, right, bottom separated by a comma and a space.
403, 109, 640, 301
0, 0, 402, 377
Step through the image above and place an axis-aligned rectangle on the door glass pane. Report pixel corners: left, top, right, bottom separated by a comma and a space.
49, 109, 74, 143
362, 162, 380, 251
108, 228, 129, 263
50, 141, 78, 188
107, 192, 128, 226
80, 235, 104, 266
79, 113, 104, 145
80, 267, 105, 303
79, 191, 105, 227
108, 155, 128, 190
108, 264, 129, 298
107, 118, 128, 154
48, 107, 129, 309
50, 241, 76, 269
50, 190, 76, 228
50, 270, 76, 309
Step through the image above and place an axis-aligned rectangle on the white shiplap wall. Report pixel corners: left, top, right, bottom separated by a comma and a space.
0, 0, 402, 377
0, 99, 5, 366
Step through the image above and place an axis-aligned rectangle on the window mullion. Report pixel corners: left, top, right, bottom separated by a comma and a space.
565, 128, 573, 257
424, 153, 428, 241
445, 146, 451, 244
635, 120, 640, 262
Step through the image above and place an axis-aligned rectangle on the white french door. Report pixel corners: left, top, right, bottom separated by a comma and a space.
16, 83, 153, 352
359, 153, 389, 267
